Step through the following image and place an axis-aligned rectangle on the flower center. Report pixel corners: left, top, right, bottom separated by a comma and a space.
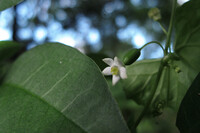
111, 66, 119, 75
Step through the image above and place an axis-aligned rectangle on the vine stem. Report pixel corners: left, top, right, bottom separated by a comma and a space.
140, 41, 166, 55
131, 61, 165, 131
165, 0, 177, 53
131, 1, 177, 132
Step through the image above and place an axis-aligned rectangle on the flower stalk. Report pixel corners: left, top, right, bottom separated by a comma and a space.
158, 22, 168, 35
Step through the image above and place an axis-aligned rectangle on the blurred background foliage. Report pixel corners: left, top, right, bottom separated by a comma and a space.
0, 0, 189, 132
0, 0, 184, 58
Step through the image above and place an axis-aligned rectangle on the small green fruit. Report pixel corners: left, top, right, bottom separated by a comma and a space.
123, 48, 141, 65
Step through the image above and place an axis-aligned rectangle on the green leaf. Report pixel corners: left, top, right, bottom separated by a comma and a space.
174, 0, 200, 71
108, 79, 140, 112
123, 59, 159, 104
0, 84, 85, 133
176, 73, 200, 133
1, 43, 130, 133
0, 41, 22, 62
123, 59, 197, 114
0, 0, 23, 11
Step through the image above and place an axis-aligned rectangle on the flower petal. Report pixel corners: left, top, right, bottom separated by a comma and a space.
119, 67, 127, 79
114, 56, 123, 67
102, 58, 114, 66
112, 75, 120, 85
102, 67, 112, 75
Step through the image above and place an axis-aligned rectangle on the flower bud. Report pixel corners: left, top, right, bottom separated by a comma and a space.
163, 53, 180, 66
123, 48, 141, 65
170, 53, 180, 60
152, 100, 165, 116
163, 54, 171, 66
148, 8, 161, 21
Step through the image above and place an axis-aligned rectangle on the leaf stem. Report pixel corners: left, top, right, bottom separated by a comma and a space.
140, 41, 166, 55
132, 60, 165, 131
165, 0, 177, 54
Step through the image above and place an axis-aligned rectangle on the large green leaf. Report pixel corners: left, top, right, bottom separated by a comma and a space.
174, 0, 200, 71
0, 43, 130, 133
0, 0, 23, 11
0, 84, 85, 133
176, 73, 200, 133
123, 59, 197, 114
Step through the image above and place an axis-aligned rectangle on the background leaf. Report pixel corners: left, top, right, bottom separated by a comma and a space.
87, 53, 108, 71
123, 59, 197, 114
174, 0, 200, 71
0, 43, 130, 133
0, 41, 22, 62
0, 41, 23, 84
0, 0, 23, 11
176, 73, 200, 133
123, 59, 159, 105
0, 62, 11, 84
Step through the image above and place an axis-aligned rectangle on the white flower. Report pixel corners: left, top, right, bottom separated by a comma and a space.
102, 57, 127, 85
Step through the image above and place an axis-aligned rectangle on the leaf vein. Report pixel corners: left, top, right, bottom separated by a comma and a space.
22, 62, 49, 85
42, 71, 70, 98
61, 84, 93, 113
